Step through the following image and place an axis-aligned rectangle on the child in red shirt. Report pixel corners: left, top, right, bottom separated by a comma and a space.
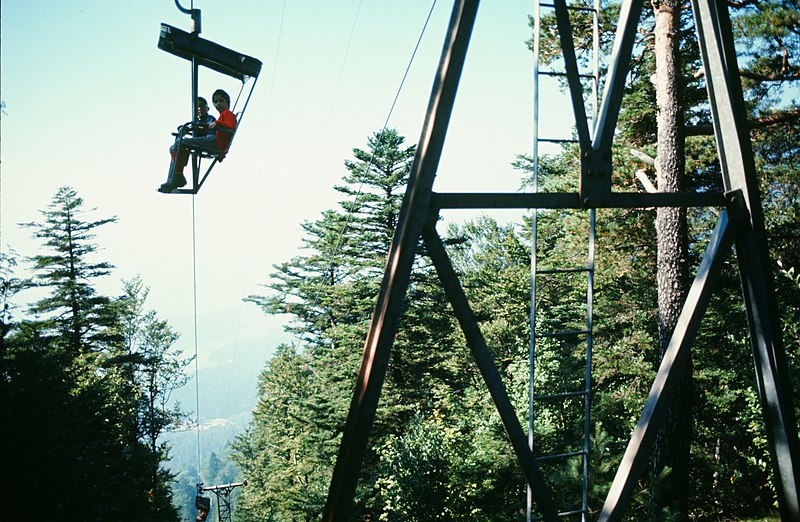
159, 89, 237, 193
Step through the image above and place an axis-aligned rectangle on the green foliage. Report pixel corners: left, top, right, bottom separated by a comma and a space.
374, 412, 511, 521
235, 131, 528, 520
732, 0, 800, 101
1, 187, 185, 520
117, 276, 192, 513
526, 0, 799, 517
233, 1, 799, 515
20, 186, 120, 353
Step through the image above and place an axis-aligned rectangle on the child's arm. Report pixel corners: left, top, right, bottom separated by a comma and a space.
212, 111, 237, 130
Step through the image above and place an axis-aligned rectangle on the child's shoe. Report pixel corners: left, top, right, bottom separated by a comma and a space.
173, 173, 187, 188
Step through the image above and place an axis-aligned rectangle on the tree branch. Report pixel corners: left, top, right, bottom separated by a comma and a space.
635, 169, 658, 193
693, 68, 800, 82
740, 70, 800, 82
630, 148, 656, 166
684, 108, 800, 136
724, 0, 759, 7
629, 149, 657, 193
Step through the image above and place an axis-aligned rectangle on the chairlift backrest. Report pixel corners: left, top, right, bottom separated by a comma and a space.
195, 495, 211, 511
159, 24, 262, 81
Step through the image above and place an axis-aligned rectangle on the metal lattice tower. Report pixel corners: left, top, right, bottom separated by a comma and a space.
197, 481, 246, 522
323, 0, 800, 520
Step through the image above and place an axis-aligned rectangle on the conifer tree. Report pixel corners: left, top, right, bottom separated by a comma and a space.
2, 187, 181, 520
21, 186, 119, 353
237, 129, 478, 520
117, 276, 191, 514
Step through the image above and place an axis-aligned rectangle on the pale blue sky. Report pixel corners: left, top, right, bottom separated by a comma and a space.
1, 1, 573, 387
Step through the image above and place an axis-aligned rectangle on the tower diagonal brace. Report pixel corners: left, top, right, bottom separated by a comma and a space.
551, 0, 591, 150
597, 211, 734, 521
424, 220, 558, 520
692, 0, 800, 518
323, 1, 479, 519
592, 0, 643, 153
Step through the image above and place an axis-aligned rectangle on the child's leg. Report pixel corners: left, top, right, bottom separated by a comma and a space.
160, 136, 216, 191
174, 136, 217, 175
175, 146, 190, 174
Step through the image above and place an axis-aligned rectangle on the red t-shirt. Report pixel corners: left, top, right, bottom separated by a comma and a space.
215, 109, 237, 159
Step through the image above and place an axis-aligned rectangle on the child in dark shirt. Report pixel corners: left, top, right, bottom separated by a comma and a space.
169, 96, 216, 156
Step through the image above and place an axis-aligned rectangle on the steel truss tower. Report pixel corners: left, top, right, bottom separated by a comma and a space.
197, 481, 246, 522
323, 0, 800, 520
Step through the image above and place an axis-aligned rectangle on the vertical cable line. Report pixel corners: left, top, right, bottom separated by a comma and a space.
306, 0, 367, 180
186, 0, 202, 484
192, 194, 201, 479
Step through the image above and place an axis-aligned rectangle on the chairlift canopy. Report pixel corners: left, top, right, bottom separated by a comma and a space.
158, 23, 262, 81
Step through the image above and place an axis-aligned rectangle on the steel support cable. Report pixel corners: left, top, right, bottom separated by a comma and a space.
304, 0, 368, 184
223, 0, 288, 425
330, 0, 439, 260
282, 0, 369, 351
184, 0, 203, 484
289, 0, 439, 353
192, 194, 202, 480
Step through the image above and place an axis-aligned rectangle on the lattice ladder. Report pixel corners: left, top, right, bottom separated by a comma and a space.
528, 0, 599, 519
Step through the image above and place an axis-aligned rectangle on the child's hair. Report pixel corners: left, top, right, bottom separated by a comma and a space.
212, 89, 231, 107
197, 97, 209, 109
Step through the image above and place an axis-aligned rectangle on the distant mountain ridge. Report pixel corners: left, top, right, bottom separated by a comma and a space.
163, 338, 273, 473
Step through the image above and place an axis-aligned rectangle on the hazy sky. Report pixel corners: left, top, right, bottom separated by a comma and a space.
1, 1, 573, 389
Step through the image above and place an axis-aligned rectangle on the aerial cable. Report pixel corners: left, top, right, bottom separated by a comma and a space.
192, 195, 202, 479
223, 0, 288, 422
315, 0, 366, 158
295, 0, 367, 214
330, 0, 438, 259
181, 0, 201, 484
283, 0, 369, 350
171, 0, 204, 481
291, 0, 439, 353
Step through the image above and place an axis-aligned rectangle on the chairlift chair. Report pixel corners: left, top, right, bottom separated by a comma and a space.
158, 22, 262, 194
195, 494, 211, 512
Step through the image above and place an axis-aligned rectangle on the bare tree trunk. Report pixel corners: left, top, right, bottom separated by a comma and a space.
652, 0, 691, 518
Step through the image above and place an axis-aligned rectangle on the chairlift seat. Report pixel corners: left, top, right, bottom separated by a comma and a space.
195, 495, 211, 511
158, 18, 260, 195
166, 118, 240, 194
174, 114, 240, 159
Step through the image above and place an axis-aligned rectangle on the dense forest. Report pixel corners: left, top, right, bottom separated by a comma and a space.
1, 0, 797, 520
1, 187, 192, 520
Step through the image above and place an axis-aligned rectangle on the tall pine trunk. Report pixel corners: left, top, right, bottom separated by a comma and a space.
652, 0, 691, 518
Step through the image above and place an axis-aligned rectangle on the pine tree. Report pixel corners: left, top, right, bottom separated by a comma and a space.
236, 129, 481, 520
21, 186, 119, 353
2, 188, 182, 520
117, 276, 191, 515
0, 251, 21, 372
649, 0, 693, 516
